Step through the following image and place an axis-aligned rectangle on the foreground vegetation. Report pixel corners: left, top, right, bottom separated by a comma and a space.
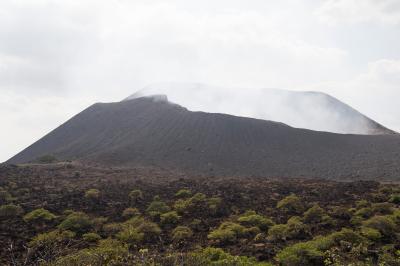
0, 162, 399, 265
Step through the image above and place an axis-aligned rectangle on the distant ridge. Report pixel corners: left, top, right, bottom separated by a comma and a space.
7, 96, 400, 180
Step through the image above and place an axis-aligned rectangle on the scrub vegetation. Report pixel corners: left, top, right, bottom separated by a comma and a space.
0, 163, 399, 265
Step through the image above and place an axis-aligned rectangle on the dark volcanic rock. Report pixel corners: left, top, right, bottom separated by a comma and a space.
7, 97, 400, 180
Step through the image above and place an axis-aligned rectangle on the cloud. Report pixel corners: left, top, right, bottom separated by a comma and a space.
312, 59, 400, 131
0, 0, 348, 99
316, 0, 400, 25
0, 90, 93, 162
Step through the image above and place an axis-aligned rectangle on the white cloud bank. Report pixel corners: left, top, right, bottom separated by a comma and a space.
316, 0, 400, 25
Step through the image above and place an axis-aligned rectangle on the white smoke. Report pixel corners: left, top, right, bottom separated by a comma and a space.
125, 82, 386, 135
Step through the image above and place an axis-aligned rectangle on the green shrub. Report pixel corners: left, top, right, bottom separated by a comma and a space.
50, 239, 129, 265
237, 210, 274, 230
0, 204, 23, 219
191, 193, 207, 203
350, 215, 364, 226
36, 154, 57, 163
275, 227, 364, 265
128, 189, 143, 202
363, 216, 397, 237
207, 197, 222, 214
116, 225, 144, 245
329, 206, 351, 220
29, 229, 75, 249
389, 209, 400, 225
329, 228, 365, 246
356, 199, 369, 208
371, 202, 394, 215
175, 189, 192, 198
208, 222, 246, 244
389, 194, 400, 204
103, 223, 123, 236
378, 249, 400, 266
122, 207, 140, 219
354, 207, 373, 218
82, 232, 101, 242
58, 212, 92, 234
303, 204, 325, 223
276, 241, 324, 266
172, 226, 193, 242
173, 193, 209, 215
84, 189, 100, 200
146, 199, 170, 218
160, 211, 181, 226
92, 216, 108, 231
117, 217, 161, 245
190, 247, 272, 266
286, 216, 309, 239
0, 189, 13, 203
360, 226, 382, 241
23, 208, 56, 224
277, 194, 304, 214
268, 224, 289, 241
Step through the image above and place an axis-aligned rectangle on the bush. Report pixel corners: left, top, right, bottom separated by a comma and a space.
23, 208, 56, 224
122, 207, 140, 219
0, 189, 13, 203
371, 202, 394, 215
287, 216, 309, 239
82, 232, 101, 242
103, 223, 123, 236
268, 224, 289, 241
92, 216, 108, 232
356, 199, 369, 208
363, 216, 397, 237
208, 222, 246, 244
29, 229, 75, 250
128, 189, 143, 202
389, 194, 400, 204
174, 193, 209, 215
190, 247, 272, 266
0, 204, 23, 219
277, 194, 304, 214
329, 228, 365, 246
207, 197, 222, 215
276, 242, 324, 266
117, 217, 161, 245
58, 212, 92, 234
329, 206, 351, 220
237, 210, 274, 230
84, 189, 100, 200
360, 226, 382, 241
350, 215, 364, 226
174, 199, 190, 214
50, 239, 128, 265
354, 207, 373, 218
116, 225, 144, 245
36, 154, 57, 164
172, 226, 193, 242
160, 211, 181, 226
303, 204, 325, 223
146, 199, 170, 218
175, 189, 192, 198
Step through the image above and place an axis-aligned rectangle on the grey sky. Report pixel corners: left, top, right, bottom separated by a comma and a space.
1, 0, 400, 162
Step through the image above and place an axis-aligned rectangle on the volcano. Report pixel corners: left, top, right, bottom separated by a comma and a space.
7, 95, 400, 180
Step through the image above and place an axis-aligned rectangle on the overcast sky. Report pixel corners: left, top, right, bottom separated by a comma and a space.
1, 0, 400, 162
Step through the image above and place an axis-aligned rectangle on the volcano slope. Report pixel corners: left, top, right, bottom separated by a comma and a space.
7, 96, 400, 180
